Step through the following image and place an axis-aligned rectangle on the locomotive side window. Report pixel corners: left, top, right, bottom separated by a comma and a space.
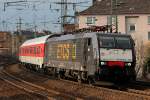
99, 36, 115, 48
88, 38, 91, 46
116, 37, 131, 49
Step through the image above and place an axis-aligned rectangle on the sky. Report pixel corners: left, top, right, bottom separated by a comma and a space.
0, 0, 92, 32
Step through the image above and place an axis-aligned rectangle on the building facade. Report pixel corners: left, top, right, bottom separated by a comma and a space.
0, 32, 12, 56
78, 0, 150, 44
78, 0, 150, 78
78, 14, 150, 43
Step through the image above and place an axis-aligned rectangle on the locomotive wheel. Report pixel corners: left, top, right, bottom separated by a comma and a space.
88, 76, 95, 85
57, 73, 64, 79
88, 79, 93, 85
77, 74, 82, 84
43, 68, 48, 74
57, 71, 64, 79
35, 65, 39, 71
57, 74, 61, 79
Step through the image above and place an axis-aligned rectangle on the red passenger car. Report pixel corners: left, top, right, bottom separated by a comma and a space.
19, 35, 55, 70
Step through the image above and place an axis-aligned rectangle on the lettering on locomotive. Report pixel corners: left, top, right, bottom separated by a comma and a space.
56, 43, 76, 60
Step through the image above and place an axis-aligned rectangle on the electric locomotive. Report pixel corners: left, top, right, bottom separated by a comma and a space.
19, 31, 136, 83
44, 32, 136, 83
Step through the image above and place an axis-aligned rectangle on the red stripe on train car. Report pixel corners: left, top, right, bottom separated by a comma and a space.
19, 43, 45, 57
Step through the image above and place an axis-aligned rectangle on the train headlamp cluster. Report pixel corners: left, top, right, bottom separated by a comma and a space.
100, 62, 132, 66
125, 63, 132, 66
101, 62, 106, 65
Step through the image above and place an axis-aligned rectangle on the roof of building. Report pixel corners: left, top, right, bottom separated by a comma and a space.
79, 0, 150, 15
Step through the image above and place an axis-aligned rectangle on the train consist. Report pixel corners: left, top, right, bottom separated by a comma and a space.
19, 32, 136, 83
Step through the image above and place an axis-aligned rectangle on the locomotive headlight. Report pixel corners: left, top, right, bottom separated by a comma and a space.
101, 62, 106, 65
126, 63, 131, 66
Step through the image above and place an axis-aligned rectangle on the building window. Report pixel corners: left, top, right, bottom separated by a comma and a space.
128, 24, 136, 32
107, 16, 111, 25
148, 32, 150, 40
87, 17, 96, 25
148, 16, 150, 24
107, 16, 117, 25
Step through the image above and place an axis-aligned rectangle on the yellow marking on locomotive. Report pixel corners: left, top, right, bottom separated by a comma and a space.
56, 43, 76, 60
72, 44, 76, 60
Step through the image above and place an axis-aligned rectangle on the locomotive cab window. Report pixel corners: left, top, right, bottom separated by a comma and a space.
116, 37, 131, 49
99, 36, 115, 48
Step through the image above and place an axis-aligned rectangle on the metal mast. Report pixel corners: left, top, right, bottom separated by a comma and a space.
60, 0, 68, 32
111, 0, 118, 33
55, 1, 88, 32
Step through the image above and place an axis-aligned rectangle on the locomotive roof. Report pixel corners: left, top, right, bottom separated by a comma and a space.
97, 32, 131, 36
47, 32, 131, 41
21, 32, 131, 47
20, 35, 51, 47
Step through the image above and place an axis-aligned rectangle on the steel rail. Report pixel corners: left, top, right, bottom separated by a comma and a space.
0, 69, 79, 100
22, 66, 150, 99
6, 64, 150, 100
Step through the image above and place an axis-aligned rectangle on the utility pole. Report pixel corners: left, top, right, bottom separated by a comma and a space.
111, 0, 118, 33
2, 20, 6, 31
16, 17, 23, 35
34, 25, 37, 38
60, 0, 68, 32
54, 1, 88, 32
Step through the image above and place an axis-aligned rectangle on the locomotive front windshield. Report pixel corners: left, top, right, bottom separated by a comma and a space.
99, 36, 132, 49
99, 36, 115, 48
116, 37, 131, 49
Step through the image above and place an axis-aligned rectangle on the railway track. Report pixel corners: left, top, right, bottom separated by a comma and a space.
0, 69, 79, 100
123, 81, 150, 96
19, 64, 150, 99
3, 64, 150, 100
59, 77, 150, 98
21, 64, 150, 97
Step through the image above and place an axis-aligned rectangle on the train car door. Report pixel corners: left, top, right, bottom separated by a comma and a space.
85, 38, 95, 76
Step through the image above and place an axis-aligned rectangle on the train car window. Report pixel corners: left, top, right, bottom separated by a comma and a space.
28, 48, 30, 54
39, 47, 41, 54
33, 47, 34, 54
31, 47, 32, 54
23, 49, 24, 54
37, 47, 40, 54
34, 47, 36, 54
29, 47, 32, 54
22, 49, 23, 54
26, 48, 28, 54
19, 49, 21, 54
27, 48, 29, 54
116, 37, 131, 49
88, 38, 91, 46
29, 48, 31, 54
36, 47, 37, 54
99, 36, 115, 48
